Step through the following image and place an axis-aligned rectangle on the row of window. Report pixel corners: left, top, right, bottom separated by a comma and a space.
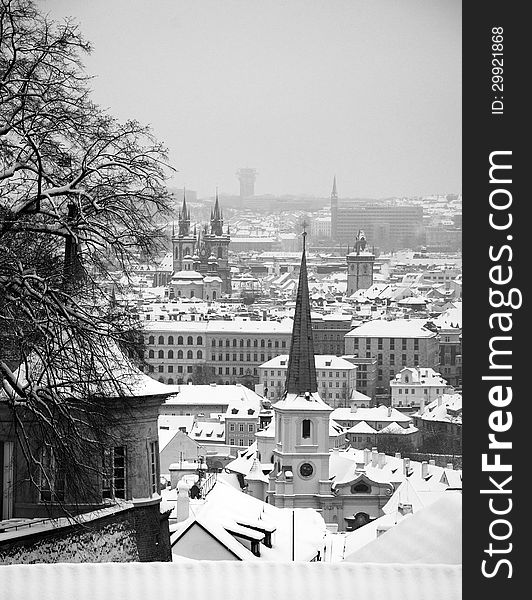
229, 423, 255, 432
145, 364, 194, 374
353, 338, 421, 350
228, 439, 255, 447
397, 388, 442, 395
211, 338, 288, 349
212, 353, 272, 363
147, 349, 203, 360
148, 335, 203, 346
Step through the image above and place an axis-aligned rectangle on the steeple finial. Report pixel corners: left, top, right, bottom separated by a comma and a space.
285, 230, 317, 395
331, 175, 337, 199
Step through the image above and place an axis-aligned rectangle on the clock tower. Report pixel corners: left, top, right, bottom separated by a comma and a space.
268, 231, 334, 509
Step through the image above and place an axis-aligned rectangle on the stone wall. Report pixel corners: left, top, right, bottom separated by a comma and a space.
0, 503, 171, 565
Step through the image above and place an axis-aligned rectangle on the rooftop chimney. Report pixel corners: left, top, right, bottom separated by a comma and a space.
364, 448, 371, 465
395, 452, 401, 460
421, 461, 429, 478
403, 457, 411, 475
446, 463, 454, 470
429, 459, 436, 467
398, 502, 413, 516
387, 406, 392, 417
351, 404, 358, 413
371, 447, 378, 468
378, 452, 386, 468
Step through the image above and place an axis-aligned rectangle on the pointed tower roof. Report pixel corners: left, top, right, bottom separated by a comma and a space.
331, 175, 338, 199
284, 230, 318, 395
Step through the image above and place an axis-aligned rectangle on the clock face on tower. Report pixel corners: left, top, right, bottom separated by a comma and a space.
299, 462, 314, 478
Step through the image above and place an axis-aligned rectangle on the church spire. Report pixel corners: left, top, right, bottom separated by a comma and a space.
285, 227, 317, 395
211, 189, 224, 236
178, 189, 190, 236
331, 175, 337, 199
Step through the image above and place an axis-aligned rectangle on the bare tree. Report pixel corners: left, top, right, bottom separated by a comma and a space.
0, 0, 174, 512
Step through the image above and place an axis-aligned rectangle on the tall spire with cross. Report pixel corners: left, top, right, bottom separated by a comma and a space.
284, 227, 317, 395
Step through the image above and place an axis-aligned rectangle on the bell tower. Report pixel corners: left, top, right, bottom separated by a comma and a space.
202, 191, 231, 294
346, 230, 375, 296
172, 192, 197, 272
269, 230, 333, 509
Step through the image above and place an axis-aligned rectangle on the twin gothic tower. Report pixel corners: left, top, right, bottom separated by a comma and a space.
171, 193, 231, 295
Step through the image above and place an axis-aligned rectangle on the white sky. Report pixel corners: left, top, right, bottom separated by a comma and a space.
43, 0, 461, 199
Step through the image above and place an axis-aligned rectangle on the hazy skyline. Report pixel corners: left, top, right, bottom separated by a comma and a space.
45, 0, 461, 199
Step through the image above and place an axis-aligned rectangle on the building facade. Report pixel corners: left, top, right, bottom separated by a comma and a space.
143, 319, 293, 386
258, 354, 357, 408
344, 319, 439, 397
390, 367, 453, 409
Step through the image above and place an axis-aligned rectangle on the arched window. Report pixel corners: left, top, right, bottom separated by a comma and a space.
177, 350, 183, 359
148, 336, 155, 345
233, 339, 237, 347
302, 419, 311, 439
158, 377, 164, 383
177, 336, 183, 345
246, 339, 251, 347
168, 336, 174, 345
187, 336, 193, 345
148, 350, 154, 358
197, 350, 203, 359
158, 335, 164, 345
187, 350, 193, 359
226, 339, 230, 347
177, 290, 181, 297
158, 350, 164, 358
168, 350, 174, 359
217, 247, 223, 258
190, 290, 195, 298
240, 339, 244, 347
168, 378, 174, 385
177, 378, 184, 384
260, 340, 265, 348
185, 247, 190, 256
197, 336, 203, 345
212, 291, 216, 300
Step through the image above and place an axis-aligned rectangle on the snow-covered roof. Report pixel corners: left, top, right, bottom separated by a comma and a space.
0, 562, 463, 600
346, 421, 377, 434
259, 354, 357, 370
190, 420, 226, 442
175, 478, 327, 562
273, 391, 332, 412
345, 319, 436, 339
164, 384, 264, 409
415, 394, 462, 424
392, 367, 448, 386
345, 494, 461, 565
432, 304, 462, 329
144, 318, 293, 333
171, 270, 204, 280
379, 422, 418, 435
2, 339, 180, 401
331, 405, 412, 424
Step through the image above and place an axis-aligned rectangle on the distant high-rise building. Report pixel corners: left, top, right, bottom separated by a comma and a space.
330, 179, 425, 250
236, 168, 257, 198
